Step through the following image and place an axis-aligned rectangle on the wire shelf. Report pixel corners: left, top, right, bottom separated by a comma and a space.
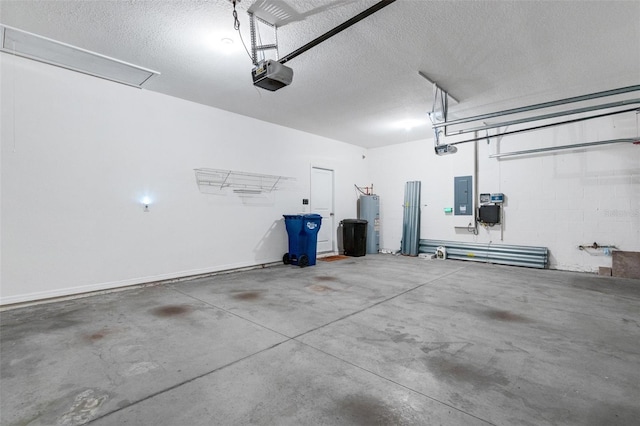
194, 168, 295, 194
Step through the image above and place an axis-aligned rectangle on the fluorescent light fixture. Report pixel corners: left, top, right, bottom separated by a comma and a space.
0, 24, 160, 88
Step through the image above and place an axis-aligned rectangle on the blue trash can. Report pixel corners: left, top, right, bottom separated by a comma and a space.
283, 214, 322, 267
302, 214, 322, 266
283, 215, 304, 266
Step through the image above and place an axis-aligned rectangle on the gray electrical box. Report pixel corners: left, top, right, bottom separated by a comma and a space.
358, 195, 380, 254
454, 176, 473, 215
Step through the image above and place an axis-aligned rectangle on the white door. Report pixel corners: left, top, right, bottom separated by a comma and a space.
311, 167, 334, 253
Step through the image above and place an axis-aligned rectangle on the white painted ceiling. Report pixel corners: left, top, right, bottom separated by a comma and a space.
1, 0, 639, 148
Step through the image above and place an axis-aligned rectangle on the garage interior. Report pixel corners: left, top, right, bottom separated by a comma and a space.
1, 1, 639, 425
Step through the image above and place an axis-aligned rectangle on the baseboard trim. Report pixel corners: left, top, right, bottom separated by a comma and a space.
0, 260, 281, 309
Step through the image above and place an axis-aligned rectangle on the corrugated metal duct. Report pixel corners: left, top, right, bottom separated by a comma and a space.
401, 181, 421, 256
420, 239, 548, 269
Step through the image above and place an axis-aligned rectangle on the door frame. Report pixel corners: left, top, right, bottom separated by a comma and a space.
310, 165, 335, 253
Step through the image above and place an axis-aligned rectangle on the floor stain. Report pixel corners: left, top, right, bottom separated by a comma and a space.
84, 327, 116, 343
421, 341, 472, 355
150, 305, 192, 317
485, 309, 530, 322
232, 291, 262, 301
336, 394, 406, 425
309, 284, 334, 292
44, 311, 84, 331
314, 276, 337, 282
425, 355, 509, 389
622, 318, 639, 327
495, 341, 530, 354
385, 329, 421, 345
122, 361, 159, 377
88, 332, 105, 340
57, 388, 110, 425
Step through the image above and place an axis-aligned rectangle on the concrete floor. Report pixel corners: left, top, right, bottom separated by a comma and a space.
1, 255, 639, 426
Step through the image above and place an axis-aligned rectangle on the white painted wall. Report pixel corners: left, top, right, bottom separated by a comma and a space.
368, 113, 639, 272
2, 54, 638, 305
0, 55, 367, 304
365, 135, 477, 251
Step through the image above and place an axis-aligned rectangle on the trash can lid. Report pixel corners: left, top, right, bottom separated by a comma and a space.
342, 219, 368, 224
283, 214, 304, 219
303, 214, 322, 220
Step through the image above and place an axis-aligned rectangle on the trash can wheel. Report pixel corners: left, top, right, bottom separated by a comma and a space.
298, 254, 309, 268
283, 253, 291, 265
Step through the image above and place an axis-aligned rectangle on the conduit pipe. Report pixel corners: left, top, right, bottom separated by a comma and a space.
489, 138, 639, 159
431, 85, 640, 152
433, 85, 640, 130
446, 107, 639, 147
448, 99, 640, 136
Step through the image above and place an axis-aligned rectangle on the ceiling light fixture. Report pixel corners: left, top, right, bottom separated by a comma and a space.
218, 37, 236, 54
395, 119, 427, 131
0, 24, 160, 88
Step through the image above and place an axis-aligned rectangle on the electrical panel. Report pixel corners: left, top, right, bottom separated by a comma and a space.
454, 176, 473, 215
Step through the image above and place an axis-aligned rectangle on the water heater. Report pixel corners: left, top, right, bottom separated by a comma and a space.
358, 195, 380, 254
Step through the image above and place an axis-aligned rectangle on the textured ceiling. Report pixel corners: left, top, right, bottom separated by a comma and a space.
1, 0, 639, 148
